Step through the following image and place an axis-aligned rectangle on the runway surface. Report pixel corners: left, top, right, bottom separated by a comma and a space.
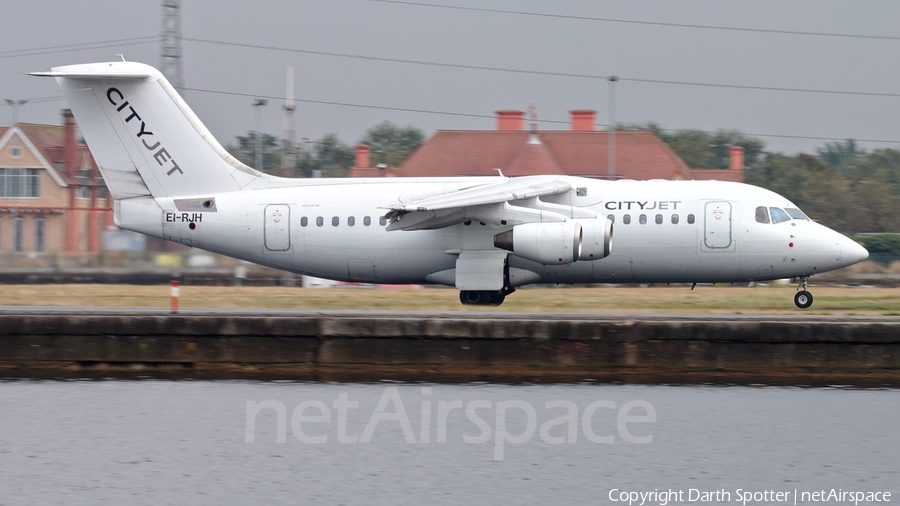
1, 305, 899, 322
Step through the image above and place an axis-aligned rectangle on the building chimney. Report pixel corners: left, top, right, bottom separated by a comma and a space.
62, 109, 78, 178
355, 144, 370, 168
569, 110, 596, 131
729, 146, 745, 170
496, 110, 525, 131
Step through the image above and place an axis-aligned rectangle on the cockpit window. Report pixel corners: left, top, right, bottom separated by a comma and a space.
755, 206, 770, 224
785, 208, 810, 221
769, 207, 791, 224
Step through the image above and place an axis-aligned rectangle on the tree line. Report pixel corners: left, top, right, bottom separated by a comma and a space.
226, 121, 424, 179
228, 121, 900, 234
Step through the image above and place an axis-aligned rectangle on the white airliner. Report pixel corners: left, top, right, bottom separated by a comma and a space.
33, 61, 868, 308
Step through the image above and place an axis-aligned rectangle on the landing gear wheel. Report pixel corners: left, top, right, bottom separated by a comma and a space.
486, 292, 506, 306
459, 290, 506, 306
794, 291, 813, 309
460, 290, 481, 305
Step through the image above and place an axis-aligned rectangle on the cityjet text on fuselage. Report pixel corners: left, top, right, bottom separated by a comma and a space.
106, 87, 183, 177
604, 200, 682, 211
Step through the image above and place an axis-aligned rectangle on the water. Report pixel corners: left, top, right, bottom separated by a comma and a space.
0, 381, 897, 505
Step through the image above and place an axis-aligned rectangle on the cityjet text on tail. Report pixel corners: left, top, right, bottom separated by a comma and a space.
32, 61, 868, 308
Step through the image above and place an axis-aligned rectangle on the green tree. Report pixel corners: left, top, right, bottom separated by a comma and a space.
667, 130, 716, 169
617, 123, 765, 169
850, 169, 900, 232
226, 132, 280, 173
746, 154, 862, 232
844, 148, 900, 189
360, 121, 425, 167
312, 133, 355, 178
816, 139, 866, 175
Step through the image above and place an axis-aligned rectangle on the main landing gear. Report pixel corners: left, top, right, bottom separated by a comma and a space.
459, 290, 508, 306
459, 258, 515, 306
794, 276, 813, 309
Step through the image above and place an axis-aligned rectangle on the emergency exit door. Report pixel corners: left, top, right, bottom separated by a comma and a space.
264, 205, 291, 251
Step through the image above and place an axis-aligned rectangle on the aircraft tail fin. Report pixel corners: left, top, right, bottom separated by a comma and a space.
32, 61, 264, 200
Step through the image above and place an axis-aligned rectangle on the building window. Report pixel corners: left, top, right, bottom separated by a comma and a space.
623, 214, 631, 225
0, 169, 40, 198
13, 218, 23, 252
348, 216, 355, 227
98, 186, 108, 200
300, 217, 308, 227
364, 216, 371, 226
671, 214, 679, 224
316, 217, 324, 227
332, 216, 339, 227
76, 169, 90, 199
35, 219, 45, 252
687, 214, 695, 224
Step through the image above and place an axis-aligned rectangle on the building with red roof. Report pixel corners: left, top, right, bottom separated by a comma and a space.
0, 110, 111, 255
349, 109, 744, 182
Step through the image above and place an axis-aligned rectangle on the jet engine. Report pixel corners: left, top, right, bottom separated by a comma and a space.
493, 221, 582, 265
577, 217, 613, 261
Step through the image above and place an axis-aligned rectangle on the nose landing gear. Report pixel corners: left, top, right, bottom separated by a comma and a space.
794, 276, 813, 309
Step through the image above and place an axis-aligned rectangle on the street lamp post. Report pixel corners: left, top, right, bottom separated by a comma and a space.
607, 76, 617, 179
251, 98, 268, 171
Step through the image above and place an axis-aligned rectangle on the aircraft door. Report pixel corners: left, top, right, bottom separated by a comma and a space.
704, 201, 732, 249
264, 204, 291, 252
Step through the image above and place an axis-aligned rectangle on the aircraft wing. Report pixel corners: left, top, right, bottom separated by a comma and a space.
388, 178, 571, 212
383, 177, 575, 231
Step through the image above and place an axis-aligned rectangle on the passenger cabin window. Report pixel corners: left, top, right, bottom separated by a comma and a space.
316, 217, 324, 227
755, 206, 770, 224
687, 214, 695, 224
671, 214, 679, 224
348, 216, 355, 227
639, 214, 647, 225
379, 216, 387, 226
607, 214, 614, 223
655, 214, 663, 224
770, 207, 791, 224
785, 208, 810, 221
332, 217, 340, 226
301, 217, 308, 227
623, 214, 631, 225
364, 216, 371, 226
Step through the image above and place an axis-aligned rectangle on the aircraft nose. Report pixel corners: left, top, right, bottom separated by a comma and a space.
841, 237, 869, 267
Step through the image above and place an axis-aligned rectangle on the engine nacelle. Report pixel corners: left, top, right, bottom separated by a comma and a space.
493, 221, 582, 265
578, 218, 613, 260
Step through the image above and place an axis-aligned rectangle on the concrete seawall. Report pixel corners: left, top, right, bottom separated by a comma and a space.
1, 311, 898, 385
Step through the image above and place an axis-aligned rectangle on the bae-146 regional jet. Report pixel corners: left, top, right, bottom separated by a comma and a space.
33, 61, 868, 308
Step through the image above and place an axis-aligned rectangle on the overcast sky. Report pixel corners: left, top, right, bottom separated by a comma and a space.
2, 0, 899, 155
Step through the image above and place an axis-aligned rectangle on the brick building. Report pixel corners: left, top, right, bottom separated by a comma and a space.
349, 109, 744, 182
0, 110, 111, 254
